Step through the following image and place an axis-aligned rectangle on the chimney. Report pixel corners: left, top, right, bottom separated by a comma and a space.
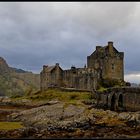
108, 41, 113, 46
56, 63, 59, 67
43, 65, 48, 69
96, 46, 102, 51
108, 41, 113, 55
43, 65, 48, 72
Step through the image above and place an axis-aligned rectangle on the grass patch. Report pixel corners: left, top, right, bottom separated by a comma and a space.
26, 88, 94, 103
96, 117, 126, 127
0, 122, 24, 130
97, 87, 107, 92
10, 88, 96, 106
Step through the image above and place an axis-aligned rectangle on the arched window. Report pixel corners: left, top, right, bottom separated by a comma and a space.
111, 94, 116, 111
105, 96, 108, 109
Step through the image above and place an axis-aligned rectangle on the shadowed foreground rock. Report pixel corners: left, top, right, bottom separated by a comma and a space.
6, 101, 140, 138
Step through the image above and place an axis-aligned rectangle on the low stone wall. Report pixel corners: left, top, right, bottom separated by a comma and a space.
59, 87, 92, 92
47, 87, 92, 93
96, 87, 140, 112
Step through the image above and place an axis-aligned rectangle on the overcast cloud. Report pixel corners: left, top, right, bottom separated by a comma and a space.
0, 2, 140, 83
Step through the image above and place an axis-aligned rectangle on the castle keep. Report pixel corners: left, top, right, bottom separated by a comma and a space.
87, 41, 124, 80
40, 41, 124, 91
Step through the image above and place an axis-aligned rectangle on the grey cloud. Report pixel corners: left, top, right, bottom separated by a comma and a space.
0, 2, 139, 84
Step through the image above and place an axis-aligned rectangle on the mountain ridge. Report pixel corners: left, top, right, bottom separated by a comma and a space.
0, 56, 40, 97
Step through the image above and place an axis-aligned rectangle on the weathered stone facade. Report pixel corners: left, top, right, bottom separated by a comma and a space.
96, 87, 140, 112
87, 41, 124, 80
63, 67, 97, 90
40, 41, 124, 91
40, 63, 63, 91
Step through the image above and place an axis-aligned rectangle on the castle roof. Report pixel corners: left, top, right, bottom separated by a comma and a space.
43, 63, 63, 73
88, 42, 120, 58
45, 66, 55, 72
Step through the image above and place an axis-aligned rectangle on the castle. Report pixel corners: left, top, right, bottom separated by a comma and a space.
40, 41, 124, 91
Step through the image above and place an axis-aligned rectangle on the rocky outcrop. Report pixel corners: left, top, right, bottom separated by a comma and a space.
9, 102, 89, 131
3, 101, 140, 138
8, 102, 127, 131
0, 57, 10, 74
118, 111, 140, 127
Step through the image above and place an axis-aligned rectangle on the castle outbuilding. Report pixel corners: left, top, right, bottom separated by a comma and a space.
40, 41, 124, 91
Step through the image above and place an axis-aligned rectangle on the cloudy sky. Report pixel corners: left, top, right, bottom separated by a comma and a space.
0, 2, 140, 83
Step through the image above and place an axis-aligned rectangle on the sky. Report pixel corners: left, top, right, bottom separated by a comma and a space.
0, 2, 140, 83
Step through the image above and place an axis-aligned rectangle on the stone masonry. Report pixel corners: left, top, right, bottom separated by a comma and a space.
87, 41, 124, 80
96, 87, 140, 111
40, 41, 124, 91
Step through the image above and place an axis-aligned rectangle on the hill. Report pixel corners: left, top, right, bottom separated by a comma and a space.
0, 57, 40, 97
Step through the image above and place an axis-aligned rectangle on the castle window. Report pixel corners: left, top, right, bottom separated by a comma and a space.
112, 64, 115, 70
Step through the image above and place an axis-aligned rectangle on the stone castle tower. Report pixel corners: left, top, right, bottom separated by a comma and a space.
40, 41, 124, 91
87, 41, 124, 81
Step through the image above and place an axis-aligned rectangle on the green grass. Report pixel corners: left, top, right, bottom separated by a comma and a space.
26, 88, 94, 102
0, 122, 24, 130
97, 87, 107, 92
11, 88, 95, 106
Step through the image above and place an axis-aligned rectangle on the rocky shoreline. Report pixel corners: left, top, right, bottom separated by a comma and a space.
0, 123, 140, 139
1, 97, 140, 139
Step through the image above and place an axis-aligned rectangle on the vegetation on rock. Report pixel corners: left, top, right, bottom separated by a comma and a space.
97, 78, 126, 91
0, 122, 24, 130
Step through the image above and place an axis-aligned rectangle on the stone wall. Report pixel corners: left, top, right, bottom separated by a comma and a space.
63, 67, 98, 90
96, 87, 140, 111
40, 65, 98, 91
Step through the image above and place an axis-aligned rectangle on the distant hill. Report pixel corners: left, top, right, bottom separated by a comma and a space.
0, 57, 40, 97
10, 67, 28, 73
130, 83, 139, 87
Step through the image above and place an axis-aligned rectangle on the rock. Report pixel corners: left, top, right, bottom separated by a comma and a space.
9, 102, 94, 130
1, 97, 11, 103
8, 101, 140, 138
63, 104, 85, 119
118, 112, 140, 123
118, 112, 132, 120
117, 111, 140, 129
0, 97, 4, 102
21, 99, 31, 103
45, 100, 60, 105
